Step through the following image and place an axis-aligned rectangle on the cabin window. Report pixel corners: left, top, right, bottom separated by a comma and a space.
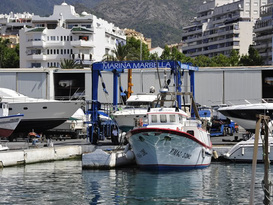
160, 115, 167, 123
23, 107, 28, 110
179, 115, 183, 123
43, 106, 47, 109
151, 115, 157, 123
187, 130, 194, 136
170, 115, 176, 122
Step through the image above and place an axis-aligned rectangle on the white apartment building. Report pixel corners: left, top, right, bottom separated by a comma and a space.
181, 0, 267, 58
253, 3, 273, 65
19, 2, 126, 68
0, 12, 33, 35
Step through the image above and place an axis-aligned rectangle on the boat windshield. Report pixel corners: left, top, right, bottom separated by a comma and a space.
126, 102, 152, 108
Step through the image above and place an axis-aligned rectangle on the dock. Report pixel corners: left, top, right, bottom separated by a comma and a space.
0, 132, 246, 168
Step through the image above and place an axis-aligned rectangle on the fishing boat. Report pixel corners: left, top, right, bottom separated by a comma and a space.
113, 93, 158, 132
0, 102, 23, 138
126, 92, 212, 169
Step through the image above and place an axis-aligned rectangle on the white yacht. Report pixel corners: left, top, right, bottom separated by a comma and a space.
218, 103, 273, 133
224, 135, 273, 162
113, 93, 158, 132
0, 88, 83, 135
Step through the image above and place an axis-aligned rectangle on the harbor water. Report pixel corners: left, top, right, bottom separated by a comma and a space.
0, 160, 271, 205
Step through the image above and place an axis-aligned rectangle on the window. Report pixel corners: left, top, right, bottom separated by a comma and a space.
187, 130, 194, 136
179, 115, 183, 123
160, 115, 167, 123
151, 115, 157, 123
31, 63, 41, 68
170, 115, 176, 122
79, 36, 89, 41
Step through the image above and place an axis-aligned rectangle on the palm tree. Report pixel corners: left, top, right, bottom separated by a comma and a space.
103, 42, 139, 98
60, 59, 82, 69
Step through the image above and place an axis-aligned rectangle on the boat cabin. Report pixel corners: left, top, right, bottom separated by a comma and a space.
147, 108, 188, 125
125, 94, 158, 108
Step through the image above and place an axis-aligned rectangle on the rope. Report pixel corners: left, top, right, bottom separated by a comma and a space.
98, 71, 111, 103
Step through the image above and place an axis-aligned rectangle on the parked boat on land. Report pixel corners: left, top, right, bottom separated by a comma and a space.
0, 88, 82, 138
113, 93, 158, 132
218, 102, 273, 133
126, 92, 212, 169
0, 102, 23, 138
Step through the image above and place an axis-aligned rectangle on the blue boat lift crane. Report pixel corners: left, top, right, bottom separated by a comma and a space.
88, 60, 198, 144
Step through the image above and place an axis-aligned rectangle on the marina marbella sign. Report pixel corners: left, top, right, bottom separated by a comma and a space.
92, 60, 198, 71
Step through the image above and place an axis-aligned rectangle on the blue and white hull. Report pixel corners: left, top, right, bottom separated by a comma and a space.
128, 128, 212, 169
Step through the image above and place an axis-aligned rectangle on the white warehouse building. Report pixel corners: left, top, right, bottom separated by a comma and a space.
19, 2, 126, 68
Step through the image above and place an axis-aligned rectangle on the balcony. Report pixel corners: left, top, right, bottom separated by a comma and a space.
26, 54, 46, 61
44, 41, 65, 47
26, 40, 45, 48
70, 40, 94, 48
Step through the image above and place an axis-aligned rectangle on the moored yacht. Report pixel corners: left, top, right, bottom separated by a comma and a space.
0, 88, 83, 135
224, 135, 273, 162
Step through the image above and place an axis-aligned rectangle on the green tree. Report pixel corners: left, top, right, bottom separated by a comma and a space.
239, 45, 263, 66
127, 37, 149, 60
160, 45, 172, 60
149, 52, 160, 60
103, 37, 148, 61
103, 42, 129, 61
60, 59, 82, 69
211, 54, 230, 67
0, 38, 19, 68
192, 55, 212, 67
229, 49, 240, 66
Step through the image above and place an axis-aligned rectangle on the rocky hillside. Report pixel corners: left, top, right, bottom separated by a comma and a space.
1, 0, 202, 47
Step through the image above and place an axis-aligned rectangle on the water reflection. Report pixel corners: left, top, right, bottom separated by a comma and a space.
0, 160, 270, 205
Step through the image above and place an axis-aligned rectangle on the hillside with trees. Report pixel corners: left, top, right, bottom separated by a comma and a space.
0, 0, 202, 47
